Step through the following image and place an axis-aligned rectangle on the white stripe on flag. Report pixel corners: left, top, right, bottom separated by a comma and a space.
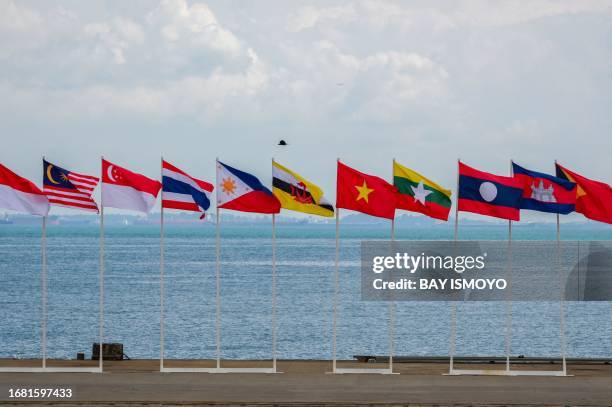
162, 168, 207, 192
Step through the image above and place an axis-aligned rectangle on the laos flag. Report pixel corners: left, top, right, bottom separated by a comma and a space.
216, 160, 280, 214
458, 162, 523, 221
512, 162, 576, 214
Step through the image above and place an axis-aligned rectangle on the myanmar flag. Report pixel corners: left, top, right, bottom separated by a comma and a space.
394, 161, 452, 221
336, 161, 396, 220
556, 163, 612, 224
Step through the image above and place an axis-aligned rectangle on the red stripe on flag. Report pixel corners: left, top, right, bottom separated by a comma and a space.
458, 198, 520, 221
162, 200, 200, 212
48, 199, 98, 212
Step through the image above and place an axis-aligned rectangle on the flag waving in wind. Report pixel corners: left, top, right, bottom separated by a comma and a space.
556, 163, 612, 224
512, 162, 576, 214
0, 163, 49, 216
102, 159, 161, 213
43, 159, 99, 212
458, 162, 523, 221
336, 161, 396, 219
216, 161, 280, 214
272, 161, 334, 217
162, 160, 213, 218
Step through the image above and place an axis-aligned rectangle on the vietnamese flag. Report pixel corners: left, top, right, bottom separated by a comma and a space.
336, 161, 396, 219
556, 163, 612, 224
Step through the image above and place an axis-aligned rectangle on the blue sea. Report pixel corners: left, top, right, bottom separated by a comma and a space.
1, 221, 611, 361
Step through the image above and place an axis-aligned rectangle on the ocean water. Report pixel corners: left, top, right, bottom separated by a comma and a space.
0, 221, 611, 361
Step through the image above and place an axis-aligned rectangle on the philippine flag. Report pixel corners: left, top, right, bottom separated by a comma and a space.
512, 162, 576, 214
102, 159, 161, 213
162, 160, 213, 217
216, 161, 280, 214
0, 163, 49, 216
458, 162, 523, 221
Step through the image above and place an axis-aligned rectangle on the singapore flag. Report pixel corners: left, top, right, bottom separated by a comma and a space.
102, 159, 161, 213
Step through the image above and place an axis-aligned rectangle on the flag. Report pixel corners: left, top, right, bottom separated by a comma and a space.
272, 161, 334, 217
512, 162, 576, 214
216, 161, 280, 214
394, 161, 451, 221
43, 159, 99, 213
102, 159, 161, 213
458, 162, 523, 221
0, 163, 49, 216
556, 163, 612, 224
336, 161, 396, 220
162, 160, 213, 218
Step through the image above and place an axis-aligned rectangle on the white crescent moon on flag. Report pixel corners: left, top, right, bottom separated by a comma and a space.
107, 165, 117, 182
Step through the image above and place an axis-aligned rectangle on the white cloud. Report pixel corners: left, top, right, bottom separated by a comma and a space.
84, 17, 144, 64
147, 0, 242, 57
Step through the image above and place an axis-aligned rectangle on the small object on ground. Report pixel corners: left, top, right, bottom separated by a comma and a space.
92, 343, 124, 361
278, 140, 288, 146
76, 352, 84, 360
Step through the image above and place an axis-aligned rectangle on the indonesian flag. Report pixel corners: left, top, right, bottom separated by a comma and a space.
102, 159, 161, 213
0, 163, 49, 216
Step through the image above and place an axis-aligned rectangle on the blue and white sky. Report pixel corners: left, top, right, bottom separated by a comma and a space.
1, 0, 611, 218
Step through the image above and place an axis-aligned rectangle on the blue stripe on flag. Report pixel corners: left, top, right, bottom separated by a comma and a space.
163, 176, 211, 211
218, 161, 273, 195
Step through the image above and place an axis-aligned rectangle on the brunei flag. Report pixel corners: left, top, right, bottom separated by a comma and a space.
393, 161, 451, 221
272, 161, 334, 217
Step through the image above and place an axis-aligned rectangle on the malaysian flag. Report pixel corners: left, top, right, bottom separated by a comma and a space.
43, 159, 99, 212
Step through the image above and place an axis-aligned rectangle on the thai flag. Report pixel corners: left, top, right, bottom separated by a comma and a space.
162, 160, 213, 217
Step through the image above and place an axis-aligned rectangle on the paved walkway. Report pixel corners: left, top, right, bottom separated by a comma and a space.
1, 359, 611, 405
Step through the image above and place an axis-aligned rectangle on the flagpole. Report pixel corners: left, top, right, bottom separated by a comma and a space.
555, 159, 567, 375
332, 158, 340, 373
271, 158, 277, 372
271, 212, 277, 371
505, 160, 514, 373
99, 156, 105, 372
215, 158, 221, 369
388, 158, 396, 373
160, 156, 165, 371
41, 214, 47, 369
450, 158, 460, 374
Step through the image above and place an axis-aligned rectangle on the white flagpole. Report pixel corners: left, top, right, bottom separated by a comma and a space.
555, 160, 567, 375
505, 160, 514, 372
271, 158, 278, 372
272, 212, 277, 371
215, 158, 221, 369
388, 158, 396, 373
160, 157, 165, 371
449, 158, 460, 374
41, 214, 47, 369
99, 156, 105, 371
332, 159, 340, 372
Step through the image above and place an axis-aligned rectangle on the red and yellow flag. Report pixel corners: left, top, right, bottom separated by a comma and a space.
556, 163, 612, 224
336, 161, 396, 219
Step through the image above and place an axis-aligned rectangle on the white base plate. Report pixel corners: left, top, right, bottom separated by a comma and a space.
161, 367, 280, 373
447, 368, 569, 376
0, 367, 102, 373
329, 367, 397, 375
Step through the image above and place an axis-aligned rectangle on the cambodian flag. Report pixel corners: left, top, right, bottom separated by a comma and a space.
162, 160, 213, 218
458, 162, 523, 221
512, 162, 576, 214
216, 161, 280, 214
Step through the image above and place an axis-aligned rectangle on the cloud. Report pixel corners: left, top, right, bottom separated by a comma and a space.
147, 0, 242, 57
84, 17, 145, 65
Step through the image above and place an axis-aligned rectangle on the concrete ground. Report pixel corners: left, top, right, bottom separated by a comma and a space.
1, 359, 611, 406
